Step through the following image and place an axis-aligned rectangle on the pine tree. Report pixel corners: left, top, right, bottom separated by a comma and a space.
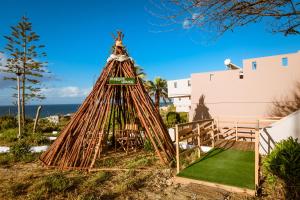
2, 16, 48, 127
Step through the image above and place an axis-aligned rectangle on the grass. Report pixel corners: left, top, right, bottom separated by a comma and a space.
178, 148, 255, 190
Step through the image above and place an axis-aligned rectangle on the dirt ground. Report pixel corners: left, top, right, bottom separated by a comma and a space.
0, 160, 254, 200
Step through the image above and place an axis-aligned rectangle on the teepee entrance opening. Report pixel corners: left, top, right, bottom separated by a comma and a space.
39, 32, 175, 170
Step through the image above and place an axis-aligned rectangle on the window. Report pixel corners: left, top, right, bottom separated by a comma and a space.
239, 71, 244, 79
174, 82, 177, 88
188, 80, 191, 87
282, 57, 288, 67
209, 74, 214, 81
252, 61, 257, 70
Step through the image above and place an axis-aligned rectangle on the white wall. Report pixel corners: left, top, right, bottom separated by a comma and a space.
168, 78, 191, 112
167, 78, 191, 98
259, 109, 300, 155
173, 97, 191, 112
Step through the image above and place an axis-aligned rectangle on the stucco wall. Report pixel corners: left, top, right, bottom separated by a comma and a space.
190, 51, 300, 121
167, 78, 191, 97
173, 97, 191, 112
260, 109, 300, 155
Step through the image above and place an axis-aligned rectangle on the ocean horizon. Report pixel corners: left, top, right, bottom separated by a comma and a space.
0, 102, 172, 118
0, 104, 81, 118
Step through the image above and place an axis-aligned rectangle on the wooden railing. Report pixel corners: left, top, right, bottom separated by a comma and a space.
175, 119, 215, 173
175, 117, 281, 191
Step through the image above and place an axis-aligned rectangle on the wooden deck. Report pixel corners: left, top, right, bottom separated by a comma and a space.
214, 139, 255, 151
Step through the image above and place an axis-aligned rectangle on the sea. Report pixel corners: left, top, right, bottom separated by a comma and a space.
0, 102, 172, 119
0, 104, 81, 118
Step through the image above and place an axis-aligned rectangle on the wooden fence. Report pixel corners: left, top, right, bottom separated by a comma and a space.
175, 117, 280, 192
175, 119, 215, 173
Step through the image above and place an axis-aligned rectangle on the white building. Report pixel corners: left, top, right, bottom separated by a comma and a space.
167, 78, 191, 112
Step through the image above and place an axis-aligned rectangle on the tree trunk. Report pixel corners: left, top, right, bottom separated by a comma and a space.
33, 105, 42, 134
155, 91, 160, 111
17, 74, 22, 139
21, 69, 25, 128
21, 38, 27, 129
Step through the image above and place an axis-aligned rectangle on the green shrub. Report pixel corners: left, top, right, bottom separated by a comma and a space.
179, 112, 188, 123
0, 116, 18, 131
0, 154, 12, 167
143, 139, 153, 152
166, 112, 180, 127
10, 140, 31, 161
0, 128, 18, 143
26, 133, 50, 146
37, 119, 58, 133
263, 137, 300, 199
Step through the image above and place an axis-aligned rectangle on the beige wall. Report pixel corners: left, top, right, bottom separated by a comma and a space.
190, 51, 300, 121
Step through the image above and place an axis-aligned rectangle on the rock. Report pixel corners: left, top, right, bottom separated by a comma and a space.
166, 179, 173, 186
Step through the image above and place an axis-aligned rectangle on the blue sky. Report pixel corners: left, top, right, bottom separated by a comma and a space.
0, 0, 299, 105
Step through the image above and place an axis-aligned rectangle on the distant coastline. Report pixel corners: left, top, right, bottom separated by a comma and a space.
0, 104, 81, 118
0, 102, 173, 118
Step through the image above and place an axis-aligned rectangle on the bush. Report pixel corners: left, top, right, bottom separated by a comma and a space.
0, 116, 18, 131
10, 140, 31, 161
26, 133, 50, 146
0, 154, 12, 167
179, 112, 188, 123
0, 128, 18, 144
143, 139, 153, 152
37, 119, 59, 133
263, 137, 300, 199
166, 112, 180, 127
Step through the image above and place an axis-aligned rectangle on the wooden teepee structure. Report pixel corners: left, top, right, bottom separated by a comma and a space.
40, 32, 175, 170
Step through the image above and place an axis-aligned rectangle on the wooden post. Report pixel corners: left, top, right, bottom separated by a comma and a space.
211, 121, 215, 148
33, 105, 42, 134
216, 117, 220, 140
176, 125, 180, 174
255, 129, 260, 190
235, 121, 238, 141
16, 72, 21, 139
197, 123, 201, 158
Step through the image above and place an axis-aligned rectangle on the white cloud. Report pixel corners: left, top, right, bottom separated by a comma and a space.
42, 86, 92, 98
192, 13, 200, 20
182, 13, 203, 29
182, 19, 191, 29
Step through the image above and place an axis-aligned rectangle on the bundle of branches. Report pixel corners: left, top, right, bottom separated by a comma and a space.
39, 32, 175, 170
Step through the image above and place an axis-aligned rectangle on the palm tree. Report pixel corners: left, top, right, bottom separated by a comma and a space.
145, 77, 170, 111
134, 65, 146, 81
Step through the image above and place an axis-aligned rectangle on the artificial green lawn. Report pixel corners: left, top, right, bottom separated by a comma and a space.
177, 148, 255, 189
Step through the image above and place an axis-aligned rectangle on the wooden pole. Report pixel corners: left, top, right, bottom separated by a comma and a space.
176, 124, 180, 174
33, 105, 42, 134
216, 117, 220, 140
197, 123, 201, 158
255, 129, 260, 190
211, 121, 215, 147
17, 72, 21, 139
235, 121, 238, 141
